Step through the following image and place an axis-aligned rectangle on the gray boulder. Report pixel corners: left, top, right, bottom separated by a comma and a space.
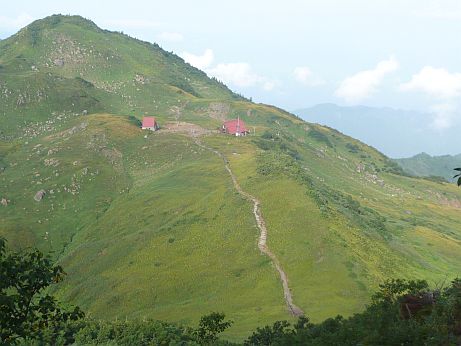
34, 190, 46, 202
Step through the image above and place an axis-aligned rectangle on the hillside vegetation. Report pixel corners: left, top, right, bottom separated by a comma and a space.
1, 15, 461, 340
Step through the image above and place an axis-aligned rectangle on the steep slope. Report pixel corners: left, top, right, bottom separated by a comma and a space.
0, 14, 242, 138
1, 15, 461, 340
395, 152, 461, 181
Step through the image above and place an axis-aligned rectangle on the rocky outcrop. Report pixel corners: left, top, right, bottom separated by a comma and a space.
34, 190, 46, 202
207, 102, 230, 121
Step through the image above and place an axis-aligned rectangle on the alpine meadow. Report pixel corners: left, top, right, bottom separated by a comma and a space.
1, 13, 461, 344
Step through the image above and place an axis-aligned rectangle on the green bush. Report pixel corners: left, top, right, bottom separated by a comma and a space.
346, 143, 360, 153
128, 115, 142, 127
307, 129, 333, 148
74, 319, 198, 345
254, 134, 301, 161
0, 238, 84, 345
382, 159, 408, 176
194, 312, 233, 345
245, 279, 461, 345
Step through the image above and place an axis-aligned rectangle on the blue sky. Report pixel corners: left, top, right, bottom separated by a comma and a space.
1, 0, 461, 134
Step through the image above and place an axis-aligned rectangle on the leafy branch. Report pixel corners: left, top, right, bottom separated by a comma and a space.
453, 168, 461, 186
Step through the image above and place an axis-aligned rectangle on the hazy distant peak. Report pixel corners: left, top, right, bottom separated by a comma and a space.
293, 103, 461, 158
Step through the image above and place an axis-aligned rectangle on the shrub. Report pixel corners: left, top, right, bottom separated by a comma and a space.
74, 319, 198, 345
245, 279, 461, 345
0, 238, 84, 344
194, 312, 233, 344
346, 143, 360, 153
128, 115, 141, 127
307, 128, 333, 148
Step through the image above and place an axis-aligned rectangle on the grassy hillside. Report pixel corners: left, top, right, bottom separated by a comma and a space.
395, 152, 461, 181
1, 15, 461, 341
0, 14, 242, 138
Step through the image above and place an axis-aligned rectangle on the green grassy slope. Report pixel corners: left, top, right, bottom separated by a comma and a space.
0, 14, 242, 138
395, 152, 461, 181
1, 15, 461, 340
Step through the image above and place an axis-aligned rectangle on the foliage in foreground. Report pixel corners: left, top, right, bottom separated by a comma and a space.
72, 318, 198, 345
10, 278, 461, 345
0, 238, 83, 344
74, 313, 233, 345
0, 237, 233, 345
2, 238, 461, 345
454, 168, 461, 186
245, 279, 461, 345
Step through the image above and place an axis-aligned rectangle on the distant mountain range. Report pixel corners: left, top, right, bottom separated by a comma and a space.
294, 103, 458, 158
394, 153, 461, 181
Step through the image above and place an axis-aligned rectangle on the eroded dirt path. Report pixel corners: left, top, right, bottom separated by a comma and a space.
194, 138, 304, 317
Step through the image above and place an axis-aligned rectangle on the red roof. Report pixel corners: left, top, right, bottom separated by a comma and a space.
142, 116, 157, 128
223, 119, 248, 134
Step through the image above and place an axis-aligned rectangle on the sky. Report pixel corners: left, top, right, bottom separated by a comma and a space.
1, 0, 461, 150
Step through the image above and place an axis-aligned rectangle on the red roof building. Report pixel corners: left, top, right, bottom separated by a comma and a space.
141, 116, 159, 131
222, 118, 249, 136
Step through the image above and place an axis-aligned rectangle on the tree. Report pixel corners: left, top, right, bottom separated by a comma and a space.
0, 237, 84, 344
194, 312, 233, 344
454, 168, 461, 186
244, 320, 292, 345
244, 279, 461, 345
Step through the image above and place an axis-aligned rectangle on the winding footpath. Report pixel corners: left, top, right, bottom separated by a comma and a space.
195, 138, 304, 317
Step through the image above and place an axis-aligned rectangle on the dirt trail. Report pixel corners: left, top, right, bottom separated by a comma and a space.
195, 138, 304, 317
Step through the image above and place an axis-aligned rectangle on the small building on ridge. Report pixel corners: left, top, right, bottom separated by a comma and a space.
141, 116, 159, 131
222, 118, 249, 136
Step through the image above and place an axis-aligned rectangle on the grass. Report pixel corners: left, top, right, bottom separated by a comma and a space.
4, 112, 461, 340
1, 15, 461, 341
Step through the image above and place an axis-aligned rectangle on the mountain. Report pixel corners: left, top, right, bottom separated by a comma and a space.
395, 152, 461, 181
0, 14, 242, 139
1, 15, 461, 340
294, 103, 458, 158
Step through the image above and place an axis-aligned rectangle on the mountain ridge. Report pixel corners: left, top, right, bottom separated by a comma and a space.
1, 15, 461, 340
395, 152, 461, 181
0, 14, 248, 138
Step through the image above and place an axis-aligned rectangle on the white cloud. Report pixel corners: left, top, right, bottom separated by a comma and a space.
157, 32, 183, 42
207, 62, 276, 91
400, 66, 461, 99
430, 103, 459, 130
101, 19, 161, 29
181, 49, 276, 91
182, 49, 214, 70
294, 66, 312, 84
0, 13, 34, 30
208, 63, 262, 87
401, 66, 461, 130
263, 81, 276, 91
335, 57, 399, 104
293, 66, 324, 86
414, 1, 461, 19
